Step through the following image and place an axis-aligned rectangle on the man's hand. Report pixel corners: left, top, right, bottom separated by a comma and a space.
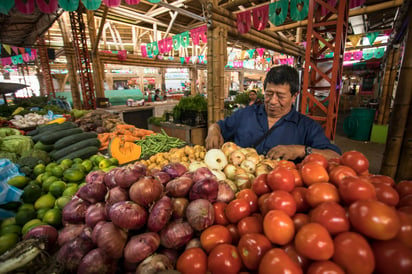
205, 123, 224, 150
266, 145, 305, 160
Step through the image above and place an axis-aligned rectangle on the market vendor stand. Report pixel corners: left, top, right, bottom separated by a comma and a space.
0, 83, 28, 106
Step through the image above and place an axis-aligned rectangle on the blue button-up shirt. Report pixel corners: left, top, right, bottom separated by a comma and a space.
217, 104, 341, 156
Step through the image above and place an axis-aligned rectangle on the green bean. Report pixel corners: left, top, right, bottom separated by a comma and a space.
135, 130, 186, 159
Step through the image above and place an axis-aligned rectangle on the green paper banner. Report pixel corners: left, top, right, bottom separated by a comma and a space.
269, 0, 288, 26
180, 57, 185, 64
151, 42, 159, 56
366, 31, 380, 45
147, 0, 160, 3
290, 0, 309, 21
374, 47, 385, 59
173, 34, 181, 51
58, 0, 79, 11
0, 0, 14, 15
180, 31, 190, 48
362, 49, 374, 60
82, 0, 101, 10
247, 49, 255, 58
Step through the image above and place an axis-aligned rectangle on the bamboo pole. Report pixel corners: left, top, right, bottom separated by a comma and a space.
396, 102, 412, 181
377, 49, 394, 125
383, 48, 401, 125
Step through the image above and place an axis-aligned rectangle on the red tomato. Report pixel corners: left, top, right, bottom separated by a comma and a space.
251, 173, 271, 196
305, 182, 340, 208
398, 194, 412, 208
371, 239, 412, 274
258, 193, 271, 216
263, 209, 295, 245
340, 150, 369, 175
327, 158, 341, 172
200, 225, 232, 253
265, 190, 297, 217
294, 223, 334, 261
302, 153, 328, 169
309, 201, 350, 235
258, 248, 303, 274
348, 199, 401, 240
339, 176, 376, 205
266, 166, 295, 192
398, 206, 412, 216
237, 214, 263, 236
277, 159, 296, 169
396, 211, 412, 248
292, 213, 310, 232
306, 261, 344, 274
300, 161, 329, 186
332, 231, 375, 274
236, 189, 259, 213
225, 198, 251, 224
176, 247, 207, 274
291, 187, 310, 213
237, 233, 272, 270
369, 174, 395, 187
328, 165, 357, 187
226, 223, 240, 245
208, 244, 242, 274
374, 182, 399, 206
282, 243, 311, 271
396, 180, 412, 198
213, 202, 229, 226
290, 168, 303, 187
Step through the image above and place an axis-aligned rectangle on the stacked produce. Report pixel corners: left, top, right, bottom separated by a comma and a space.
9, 113, 50, 129
97, 124, 154, 151
74, 109, 124, 133
0, 127, 34, 163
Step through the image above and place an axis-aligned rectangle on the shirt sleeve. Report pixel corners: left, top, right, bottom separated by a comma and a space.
304, 118, 342, 155
217, 108, 245, 142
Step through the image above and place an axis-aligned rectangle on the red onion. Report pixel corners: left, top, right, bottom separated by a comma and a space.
192, 167, 216, 183
85, 202, 108, 228
57, 235, 94, 272
109, 201, 148, 230
78, 248, 117, 274
58, 224, 86, 246
85, 170, 106, 184
92, 221, 106, 245
152, 171, 172, 185
129, 176, 163, 208
114, 164, 146, 188
147, 196, 173, 232
181, 171, 194, 179
62, 197, 90, 225
77, 182, 108, 204
104, 167, 121, 188
124, 232, 161, 263
23, 225, 58, 250
95, 222, 128, 259
160, 220, 194, 249
136, 254, 173, 274
105, 186, 129, 206
186, 199, 215, 231
165, 177, 194, 198
189, 178, 219, 202
171, 198, 189, 220
161, 163, 187, 178
216, 181, 235, 203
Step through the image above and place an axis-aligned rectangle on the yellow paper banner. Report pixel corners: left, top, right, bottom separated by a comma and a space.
348, 34, 362, 47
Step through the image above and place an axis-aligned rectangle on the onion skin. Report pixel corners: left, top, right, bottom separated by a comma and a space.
105, 186, 129, 207
148, 196, 173, 232
77, 182, 108, 204
85, 170, 106, 185
77, 248, 117, 274
162, 163, 188, 178
216, 181, 235, 203
171, 198, 189, 220
152, 171, 172, 185
62, 197, 90, 225
129, 176, 163, 208
192, 167, 216, 183
160, 220, 194, 249
92, 221, 106, 245
114, 165, 146, 188
96, 222, 128, 259
23, 225, 58, 250
85, 202, 108, 228
165, 177, 194, 198
185, 238, 201, 250
189, 178, 219, 202
104, 167, 121, 188
124, 232, 161, 264
186, 199, 215, 231
57, 235, 94, 272
136, 254, 173, 274
109, 201, 148, 230
58, 224, 86, 247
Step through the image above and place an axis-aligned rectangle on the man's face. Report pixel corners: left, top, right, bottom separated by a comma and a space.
264, 83, 297, 118
249, 92, 257, 100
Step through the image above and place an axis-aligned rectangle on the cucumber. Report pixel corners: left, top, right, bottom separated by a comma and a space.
38, 128, 83, 145
31, 122, 77, 143
54, 132, 98, 150
26, 128, 39, 136
56, 146, 99, 162
51, 138, 101, 161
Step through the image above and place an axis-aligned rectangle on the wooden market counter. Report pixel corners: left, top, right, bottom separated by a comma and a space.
149, 122, 207, 146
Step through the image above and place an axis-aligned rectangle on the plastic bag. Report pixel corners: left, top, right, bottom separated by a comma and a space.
0, 159, 24, 219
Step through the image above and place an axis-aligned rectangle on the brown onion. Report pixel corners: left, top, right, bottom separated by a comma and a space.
129, 176, 163, 208
77, 182, 107, 204
85, 170, 106, 185
95, 222, 128, 259
58, 224, 86, 247
160, 220, 193, 249
162, 163, 187, 178
186, 199, 215, 231
165, 177, 194, 198
109, 201, 148, 230
124, 232, 161, 263
171, 198, 189, 220
62, 197, 90, 225
189, 178, 219, 202
77, 248, 117, 274
23, 225, 58, 250
147, 196, 173, 232
85, 202, 107, 228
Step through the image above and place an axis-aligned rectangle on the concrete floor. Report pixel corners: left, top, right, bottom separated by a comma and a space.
334, 112, 385, 175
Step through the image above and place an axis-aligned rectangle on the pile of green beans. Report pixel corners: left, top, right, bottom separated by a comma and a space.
136, 129, 186, 159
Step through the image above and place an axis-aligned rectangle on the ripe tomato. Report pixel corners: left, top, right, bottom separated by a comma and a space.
369, 174, 395, 187
291, 187, 310, 213
309, 201, 350, 235
226, 223, 240, 245
200, 225, 232, 253
237, 214, 263, 236
300, 162, 329, 186
290, 168, 303, 187
292, 213, 310, 231
371, 239, 412, 274
251, 174, 271, 196
349, 199, 401, 240
339, 176, 376, 205
236, 189, 258, 213
213, 202, 229, 226
208, 244, 242, 274
374, 182, 399, 206
332, 231, 375, 273
258, 248, 303, 274
398, 194, 412, 208
396, 180, 412, 198
327, 158, 341, 172
276, 159, 296, 169
237, 233, 272, 270
265, 190, 297, 217
302, 153, 328, 169
266, 166, 295, 192
340, 151, 369, 175
306, 261, 344, 274
258, 193, 271, 216
396, 211, 412, 248
176, 247, 207, 274
305, 182, 340, 208
263, 209, 295, 245
398, 206, 412, 216
225, 198, 251, 224
282, 243, 311, 271
328, 165, 357, 187
294, 223, 334, 261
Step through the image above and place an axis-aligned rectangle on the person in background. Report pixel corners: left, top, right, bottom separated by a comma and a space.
154, 89, 161, 101
205, 65, 341, 162
248, 89, 262, 105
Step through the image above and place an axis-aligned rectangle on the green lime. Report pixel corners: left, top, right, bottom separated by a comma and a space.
60, 158, 73, 169
42, 176, 59, 192
98, 158, 112, 169
81, 159, 93, 172
66, 182, 79, 189
33, 163, 46, 176
18, 203, 35, 212
55, 196, 72, 209
0, 224, 21, 236
49, 181, 66, 197
45, 162, 59, 173
21, 184, 42, 204
73, 158, 83, 164
63, 168, 85, 182
41, 171, 53, 182
7, 175, 29, 189
102, 166, 117, 172
36, 208, 49, 220
0, 233, 19, 255
92, 155, 105, 166
62, 186, 78, 197
34, 193, 56, 210
15, 209, 37, 226
70, 164, 87, 174
51, 165, 64, 178
108, 157, 119, 166
42, 208, 62, 227
28, 180, 42, 187
1, 217, 16, 228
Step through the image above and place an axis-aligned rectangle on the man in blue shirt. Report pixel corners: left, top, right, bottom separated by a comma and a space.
205, 65, 341, 161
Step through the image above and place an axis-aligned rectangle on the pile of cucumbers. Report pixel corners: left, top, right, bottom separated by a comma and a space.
28, 121, 101, 162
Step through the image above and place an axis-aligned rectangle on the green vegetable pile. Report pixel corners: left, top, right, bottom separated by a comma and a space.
0, 134, 33, 162
136, 129, 186, 159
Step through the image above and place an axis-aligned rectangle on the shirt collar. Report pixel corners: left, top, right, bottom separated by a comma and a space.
259, 105, 299, 124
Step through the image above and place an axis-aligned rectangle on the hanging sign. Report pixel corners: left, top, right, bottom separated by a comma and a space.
36, 0, 58, 13
374, 47, 385, 59
172, 34, 181, 51
15, 0, 35, 14
269, 0, 288, 26
180, 31, 190, 48
58, 0, 79, 11
353, 51, 363, 60
252, 5, 269, 31
0, 1, 14, 15
190, 25, 207, 45
236, 10, 251, 34
290, 0, 309, 21
82, 0, 102, 10
158, 37, 173, 54
362, 49, 374, 60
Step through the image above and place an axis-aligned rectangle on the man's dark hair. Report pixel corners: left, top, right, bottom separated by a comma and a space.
263, 65, 300, 96
249, 89, 257, 95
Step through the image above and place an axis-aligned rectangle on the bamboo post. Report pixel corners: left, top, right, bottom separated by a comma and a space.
377, 49, 394, 124
239, 71, 244, 93
396, 102, 412, 180
190, 67, 197, 96
383, 47, 402, 125
380, 8, 412, 179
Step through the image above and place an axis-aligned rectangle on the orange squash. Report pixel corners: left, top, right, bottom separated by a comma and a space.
108, 136, 142, 165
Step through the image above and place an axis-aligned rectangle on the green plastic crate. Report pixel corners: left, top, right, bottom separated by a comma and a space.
370, 124, 388, 144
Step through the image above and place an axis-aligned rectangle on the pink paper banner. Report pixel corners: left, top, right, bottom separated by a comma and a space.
141, 45, 147, 57
252, 5, 269, 31
237, 10, 251, 34
15, 0, 35, 14
344, 52, 352, 61
2, 57, 12, 66
36, 0, 58, 13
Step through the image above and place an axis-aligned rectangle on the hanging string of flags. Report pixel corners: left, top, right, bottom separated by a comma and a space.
0, 44, 37, 65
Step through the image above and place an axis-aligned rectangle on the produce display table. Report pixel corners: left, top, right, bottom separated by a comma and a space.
100, 105, 154, 129
149, 121, 207, 146
152, 100, 179, 117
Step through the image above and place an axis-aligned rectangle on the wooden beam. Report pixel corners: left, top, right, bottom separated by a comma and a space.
93, 6, 108, 54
